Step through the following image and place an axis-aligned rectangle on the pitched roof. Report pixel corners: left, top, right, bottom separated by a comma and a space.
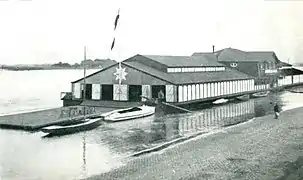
193, 48, 279, 63
278, 61, 292, 67
142, 54, 224, 67
245, 51, 277, 62
72, 62, 118, 83
280, 68, 303, 76
72, 53, 254, 84
124, 61, 253, 85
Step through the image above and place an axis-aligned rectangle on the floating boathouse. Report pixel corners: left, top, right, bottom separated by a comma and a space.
64, 54, 256, 107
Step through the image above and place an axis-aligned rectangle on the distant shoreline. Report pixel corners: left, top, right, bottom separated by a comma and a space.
0, 67, 101, 71
0, 65, 102, 71
0, 59, 116, 71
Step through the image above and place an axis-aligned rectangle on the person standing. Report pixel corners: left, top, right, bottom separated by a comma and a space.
157, 90, 165, 103
274, 103, 281, 119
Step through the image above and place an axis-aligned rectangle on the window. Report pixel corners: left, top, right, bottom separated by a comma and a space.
168, 66, 225, 73
210, 83, 214, 97
204, 83, 207, 98
191, 84, 196, 100
188, 85, 192, 100
215, 67, 223, 71
214, 82, 217, 96
200, 84, 203, 98
207, 83, 211, 97
178, 86, 183, 102
183, 85, 188, 101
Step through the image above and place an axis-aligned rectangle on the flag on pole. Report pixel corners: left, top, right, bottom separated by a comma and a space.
111, 38, 115, 50
114, 9, 120, 30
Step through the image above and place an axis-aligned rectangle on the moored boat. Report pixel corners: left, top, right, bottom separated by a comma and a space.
41, 117, 103, 135
252, 91, 270, 98
101, 105, 155, 122
236, 94, 250, 101
213, 98, 229, 104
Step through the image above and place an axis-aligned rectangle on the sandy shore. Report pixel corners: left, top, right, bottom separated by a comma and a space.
85, 106, 303, 180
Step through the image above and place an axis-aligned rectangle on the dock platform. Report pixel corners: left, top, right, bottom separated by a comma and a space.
0, 106, 116, 131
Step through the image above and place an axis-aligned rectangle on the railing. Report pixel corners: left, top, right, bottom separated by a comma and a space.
58, 106, 97, 119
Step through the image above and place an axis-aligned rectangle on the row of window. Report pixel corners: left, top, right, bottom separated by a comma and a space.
167, 67, 225, 73
293, 75, 303, 84
178, 79, 255, 102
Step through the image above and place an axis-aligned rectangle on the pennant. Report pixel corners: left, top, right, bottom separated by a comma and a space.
114, 9, 120, 30
111, 38, 115, 50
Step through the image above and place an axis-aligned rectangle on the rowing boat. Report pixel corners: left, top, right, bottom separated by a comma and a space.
41, 117, 102, 135
101, 105, 155, 122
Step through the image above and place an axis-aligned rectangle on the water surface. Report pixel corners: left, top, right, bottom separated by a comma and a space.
1, 70, 303, 180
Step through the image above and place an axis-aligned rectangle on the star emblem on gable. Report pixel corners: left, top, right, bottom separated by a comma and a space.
114, 63, 128, 84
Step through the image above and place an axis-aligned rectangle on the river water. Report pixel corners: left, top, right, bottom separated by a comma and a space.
1, 69, 303, 180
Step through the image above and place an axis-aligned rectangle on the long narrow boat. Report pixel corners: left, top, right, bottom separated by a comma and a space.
101, 105, 155, 122
252, 91, 270, 98
213, 98, 228, 105
41, 117, 103, 135
236, 94, 250, 101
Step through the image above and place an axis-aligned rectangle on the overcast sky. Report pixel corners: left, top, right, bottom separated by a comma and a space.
0, 0, 302, 65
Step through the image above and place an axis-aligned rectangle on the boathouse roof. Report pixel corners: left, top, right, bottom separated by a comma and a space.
278, 61, 292, 67
72, 54, 254, 84
141, 54, 224, 67
124, 61, 252, 84
280, 68, 303, 76
193, 48, 280, 63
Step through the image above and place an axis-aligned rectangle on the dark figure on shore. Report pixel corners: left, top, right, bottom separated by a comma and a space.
157, 90, 165, 104
274, 103, 281, 119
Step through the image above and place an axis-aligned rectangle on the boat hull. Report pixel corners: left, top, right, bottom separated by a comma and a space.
252, 91, 270, 98
102, 105, 155, 122
236, 94, 250, 101
213, 98, 228, 104
41, 118, 102, 136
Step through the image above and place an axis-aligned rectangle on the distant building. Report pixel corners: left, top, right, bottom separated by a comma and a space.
193, 48, 282, 87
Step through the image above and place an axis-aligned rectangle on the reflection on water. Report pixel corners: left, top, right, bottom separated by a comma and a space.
82, 135, 87, 177
149, 100, 255, 143
1, 89, 303, 179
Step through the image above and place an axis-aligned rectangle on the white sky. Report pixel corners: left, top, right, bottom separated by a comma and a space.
0, 0, 302, 65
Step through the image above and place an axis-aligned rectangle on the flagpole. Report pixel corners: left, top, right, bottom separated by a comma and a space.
83, 46, 87, 119
113, 8, 121, 100
119, 62, 121, 100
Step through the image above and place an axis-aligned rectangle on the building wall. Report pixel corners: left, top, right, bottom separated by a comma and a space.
277, 74, 303, 86
177, 79, 255, 102
72, 63, 173, 101
220, 62, 259, 77
74, 63, 170, 85
278, 76, 292, 86
220, 61, 279, 80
